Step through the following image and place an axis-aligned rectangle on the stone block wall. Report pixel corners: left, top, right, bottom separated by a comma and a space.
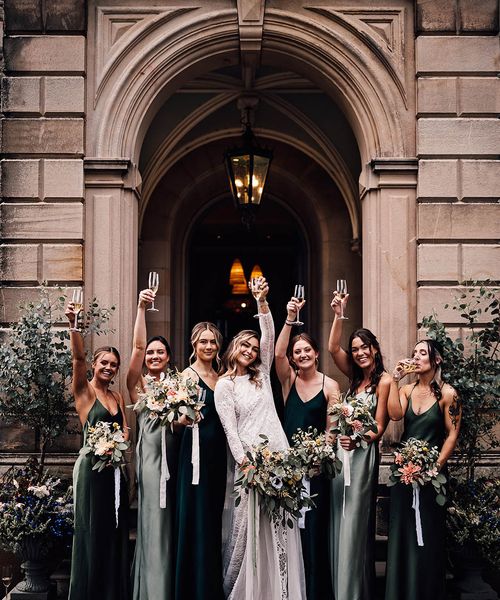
0, 0, 85, 456
415, 0, 500, 335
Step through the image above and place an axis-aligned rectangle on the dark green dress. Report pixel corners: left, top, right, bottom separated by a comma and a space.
69, 398, 130, 600
385, 391, 446, 600
283, 376, 333, 600
175, 374, 227, 600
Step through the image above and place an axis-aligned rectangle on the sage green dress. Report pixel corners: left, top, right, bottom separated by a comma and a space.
69, 398, 130, 600
131, 411, 181, 599
329, 389, 378, 600
385, 392, 446, 600
175, 375, 227, 600
283, 376, 333, 600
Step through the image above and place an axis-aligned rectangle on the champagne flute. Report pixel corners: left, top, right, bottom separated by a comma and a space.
148, 272, 159, 312
72, 289, 83, 332
294, 284, 305, 326
2, 565, 13, 600
249, 277, 262, 319
336, 279, 348, 320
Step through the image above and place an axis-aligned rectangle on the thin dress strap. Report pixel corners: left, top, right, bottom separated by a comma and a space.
322, 373, 325, 391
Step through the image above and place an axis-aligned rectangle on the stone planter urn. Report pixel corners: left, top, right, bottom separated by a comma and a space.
13, 537, 50, 595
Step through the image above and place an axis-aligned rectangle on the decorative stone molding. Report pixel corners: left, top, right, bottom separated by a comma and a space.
84, 157, 141, 196
237, 0, 265, 88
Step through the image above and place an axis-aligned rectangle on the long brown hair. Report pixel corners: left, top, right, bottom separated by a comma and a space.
287, 333, 319, 371
219, 330, 261, 386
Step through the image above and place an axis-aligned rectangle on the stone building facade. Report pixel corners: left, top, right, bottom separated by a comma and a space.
0, 0, 499, 464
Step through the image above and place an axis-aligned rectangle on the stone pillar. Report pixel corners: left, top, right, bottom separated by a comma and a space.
83, 159, 140, 382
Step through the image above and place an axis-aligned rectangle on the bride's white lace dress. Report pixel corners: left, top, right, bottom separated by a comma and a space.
214, 310, 306, 600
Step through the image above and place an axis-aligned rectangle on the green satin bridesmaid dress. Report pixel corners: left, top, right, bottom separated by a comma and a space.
329, 389, 379, 600
385, 390, 446, 600
175, 375, 227, 600
69, 398, 130, 600
283, 376, 333, 600
131, 410, 181, 599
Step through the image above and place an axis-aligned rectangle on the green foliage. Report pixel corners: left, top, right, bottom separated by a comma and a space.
0, 288, 115, 467
421, 283, 499, 482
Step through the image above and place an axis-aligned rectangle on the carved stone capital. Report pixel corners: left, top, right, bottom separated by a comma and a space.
361, 157, 418, 194
84, 157, 141, 193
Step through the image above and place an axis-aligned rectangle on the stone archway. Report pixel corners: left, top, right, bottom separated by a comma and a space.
84, 2, 417, 378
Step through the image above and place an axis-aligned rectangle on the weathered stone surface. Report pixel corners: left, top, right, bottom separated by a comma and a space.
2, 119, 84, 154
417, 160, 458, 199
416, 0, 456, 32
417, 244, 459, 281
418, 119, 500, 156
0, 203, 83, 240
0, 159, 40, 198
0, 423, 36, 452
462, 245, 500, 280
2, 76, 40, 112
44, 0, 86, 32
4, 36, 85, 72
0, 287, 81, 323
0, 244, 39, 281
461, 160, 500, 199
418, 203, 500, 240
4, 0, 42, 32
44, 160, 84, 199
418, 286, 493, 324
418, 77, 500, 115
45, 77, 85, 113
459, 0, 499, 33
43, 244, 83, 281
416, 37, 499, 73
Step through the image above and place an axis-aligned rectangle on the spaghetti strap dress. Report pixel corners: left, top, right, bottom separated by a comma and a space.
175, 372, 227, 600
283, 375, 333, 600
131, 406, 181, 599
69, 398, 130, 600
385, 391, 446, 600
329, 389, 379, 600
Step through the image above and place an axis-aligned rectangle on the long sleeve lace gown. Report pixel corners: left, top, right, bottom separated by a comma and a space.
214, 310, 306, 600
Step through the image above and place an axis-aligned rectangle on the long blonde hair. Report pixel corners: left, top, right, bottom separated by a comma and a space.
189, 322, 223, 370
219, 329, 261, 386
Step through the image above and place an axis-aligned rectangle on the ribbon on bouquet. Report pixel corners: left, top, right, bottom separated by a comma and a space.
191, 388, 205, 485
342, 447, 352, 517
159, 426, 170, 508
298, 477, 311, 529
412, 486, 424, 546
114, 467, 120, 528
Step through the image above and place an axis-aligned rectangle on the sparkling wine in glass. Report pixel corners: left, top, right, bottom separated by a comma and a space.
2, 565, 13, 600
336, 279, 348, 320
249, 277, 262, 319
148, 272, 159, 312
72, 288, 83, 331
294, 284, 305, 326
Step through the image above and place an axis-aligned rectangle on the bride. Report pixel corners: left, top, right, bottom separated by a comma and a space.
214, 277, 306, 600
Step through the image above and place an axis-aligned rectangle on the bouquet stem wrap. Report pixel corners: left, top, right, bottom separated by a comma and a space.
114, 467, 120, 528
191, 423, 200, 485
342, 448, 352, 517
248, 488, 260, 576
412, 486, 424, 546
298, 478, 311, 529
160, 426, 170, 508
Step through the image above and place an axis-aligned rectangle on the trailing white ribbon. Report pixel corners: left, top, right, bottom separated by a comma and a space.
342, 447, 352, 517
412, 486, 424, 546
159, 426, 170, 508
248, 488, 260, 575
298, 477, 311, 529
191, 423, 200, 485
114, 467, 120, 528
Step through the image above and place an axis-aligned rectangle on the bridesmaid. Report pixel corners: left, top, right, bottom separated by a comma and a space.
385, 340, 461, 600
328, 292, 391, 600
127, 289, 180, 600
275, 295, 339, 600
66, 302, 130, 600
175, 322, 227, 600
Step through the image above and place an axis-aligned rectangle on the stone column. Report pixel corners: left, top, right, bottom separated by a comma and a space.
361, 159, 418, 450
84, 159, 140, 383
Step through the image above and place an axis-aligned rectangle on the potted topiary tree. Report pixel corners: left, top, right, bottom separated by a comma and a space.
0, 289, 115, 594
422, 283, 499, 599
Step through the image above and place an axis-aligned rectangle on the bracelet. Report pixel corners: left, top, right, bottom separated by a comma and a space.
258, 300, 268, 305
285, 319, 295, 326
69, 327, 79, 333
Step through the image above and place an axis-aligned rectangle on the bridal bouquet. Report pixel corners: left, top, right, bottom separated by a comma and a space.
387, 437, 447, 546
134, 370, 204, 425
80, 420, 129, 526
290, 427, 341, 479
234, 435, 314, 529
327, 393, 378, 447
